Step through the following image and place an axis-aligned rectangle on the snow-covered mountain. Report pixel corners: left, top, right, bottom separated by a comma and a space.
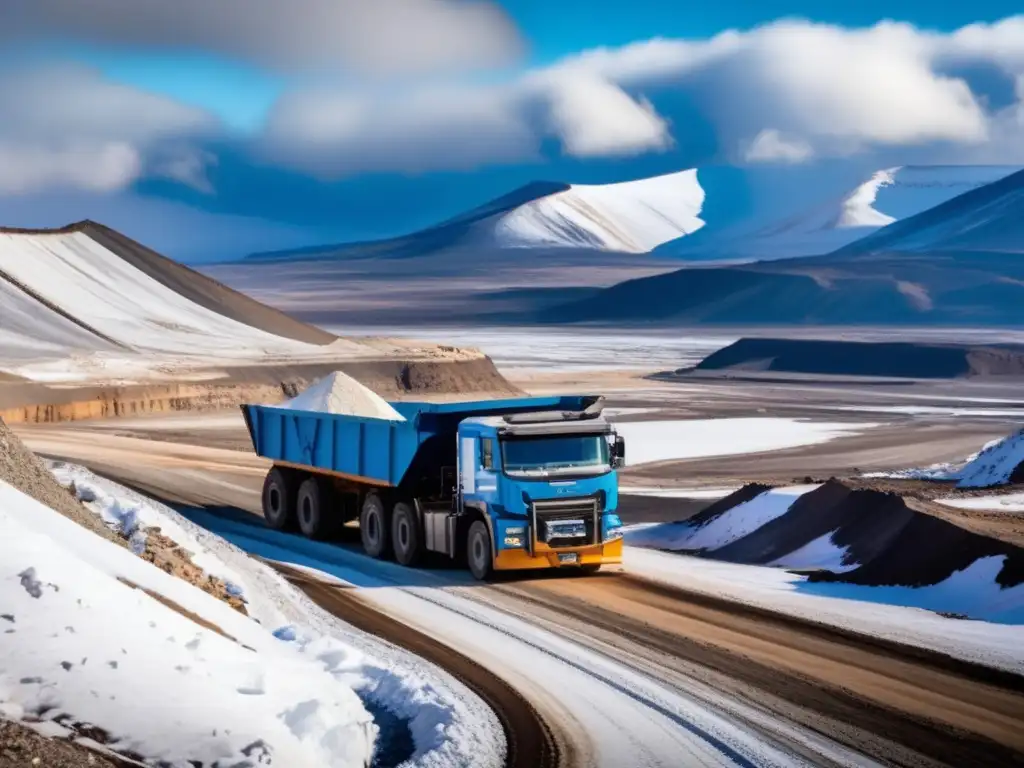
250, 169, 706, 261
834, 167, 1024, 256
492, 170, 705, 252
667, 165, 1021, 261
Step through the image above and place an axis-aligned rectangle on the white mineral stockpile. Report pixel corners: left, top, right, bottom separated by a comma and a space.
275, 371, 404, 420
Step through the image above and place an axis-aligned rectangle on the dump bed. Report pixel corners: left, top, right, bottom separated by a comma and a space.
241, 395, 599, 487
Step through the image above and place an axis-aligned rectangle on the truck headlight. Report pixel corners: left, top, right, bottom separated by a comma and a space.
605, 525, 623, 541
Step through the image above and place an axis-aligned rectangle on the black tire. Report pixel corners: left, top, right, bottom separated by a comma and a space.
391, 502, 422, 567
262, 466, 297, 531
466, 520, 493, 581
579, 564, 602, 575
360, 493, 391, 559
296, 476, 334, 540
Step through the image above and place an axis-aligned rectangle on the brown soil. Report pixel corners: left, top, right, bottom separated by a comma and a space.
675, 480, 1024, 589
275, 563, 566, 768
136, 530, 247, 614
505, 574, 1024, 768
0, 418, 122, 546
0, 718, 134, 768
0, 357, 516, 424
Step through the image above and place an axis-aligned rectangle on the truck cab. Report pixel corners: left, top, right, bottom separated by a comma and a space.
456, 410, 626, 579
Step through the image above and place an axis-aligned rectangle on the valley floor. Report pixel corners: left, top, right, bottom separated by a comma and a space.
13, 353, 1024, 768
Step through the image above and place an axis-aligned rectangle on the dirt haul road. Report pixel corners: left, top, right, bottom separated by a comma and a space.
17, 424, 1024, 768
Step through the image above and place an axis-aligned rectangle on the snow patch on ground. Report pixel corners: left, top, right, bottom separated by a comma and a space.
49, 463, 245, 591
801, 556, 1024, 624
863, 436, 1004, 482
768, 532, 859, 572
957, 428, 1024, 488
31, 464, 502, 768
938, 492, 1024, 513
0, 479, 376, 767
273, 371, 404, 420
619, 486, 736, 500
616, 418, 877, 466
625, 485, 818, 551
624, 548, 1024, 672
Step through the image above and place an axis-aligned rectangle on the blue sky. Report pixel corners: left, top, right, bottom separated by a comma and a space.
2, 2, 1023, 262
72, 1, 1024, 131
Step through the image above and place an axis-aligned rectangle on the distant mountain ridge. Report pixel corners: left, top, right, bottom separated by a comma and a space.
248, 169, 706, 262
664, 164, 1021, 262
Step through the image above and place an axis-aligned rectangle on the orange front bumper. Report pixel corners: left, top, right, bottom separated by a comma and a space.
493, 537, 623, 571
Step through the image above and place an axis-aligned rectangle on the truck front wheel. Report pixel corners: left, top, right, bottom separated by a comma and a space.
391, 502, 422, 567
360, 493, 391, 559
466, 521, 493, 581
296, 477, 333, 540
262, 467, 297, 532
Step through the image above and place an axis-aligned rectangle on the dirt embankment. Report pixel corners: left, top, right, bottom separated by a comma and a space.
0, 357, 517, 425
0, 417, 121, 545
693, 337, 1024, 379
700, 480, 1024, 589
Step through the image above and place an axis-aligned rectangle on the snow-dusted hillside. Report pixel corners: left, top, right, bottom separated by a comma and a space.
670, 165, 1020, 261
0, 224, 413, 382
957, 428, 1024, 489
492, 169, 705, 252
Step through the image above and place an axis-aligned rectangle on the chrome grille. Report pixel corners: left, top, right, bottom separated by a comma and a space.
531, 497, 599, 550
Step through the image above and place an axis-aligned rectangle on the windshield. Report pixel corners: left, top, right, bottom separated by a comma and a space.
501, 435, 610, 474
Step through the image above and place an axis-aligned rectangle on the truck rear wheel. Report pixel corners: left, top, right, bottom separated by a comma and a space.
296, 477, 333, 540
391, 502, 422, 567
467, 521, 493, 581
262, 467, 297, 531
360, 492, 391, 559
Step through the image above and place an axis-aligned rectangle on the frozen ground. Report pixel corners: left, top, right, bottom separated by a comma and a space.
176, 506, 859, 768
616, 419, 879, 466
332, 326, 734, 374
625, 549, 1024, 672
3, 465, 503, 768
940, 492, 1024, 513
0, 478, 375, 768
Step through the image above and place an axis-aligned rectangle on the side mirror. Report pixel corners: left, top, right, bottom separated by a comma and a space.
611, 435, 626, 468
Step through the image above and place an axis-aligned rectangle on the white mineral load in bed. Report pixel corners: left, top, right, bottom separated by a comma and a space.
276, 371, 404, 421
957, 427, 1024, 489
494, 169, 705, 253
0, 231, 360, 358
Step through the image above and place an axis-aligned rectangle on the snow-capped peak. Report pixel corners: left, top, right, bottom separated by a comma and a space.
833, 167, 900, 229
492, 169, 706, 253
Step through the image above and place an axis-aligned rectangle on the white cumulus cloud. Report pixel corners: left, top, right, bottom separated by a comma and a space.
744, 130, 814, 164
0, 66, 218, 195
263, 16, 1024, 176
7, 0, 524, 77
263, 71, 672, 177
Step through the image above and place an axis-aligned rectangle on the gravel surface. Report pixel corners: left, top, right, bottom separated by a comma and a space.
0, 719, 124, 768
0, 418, 122, 547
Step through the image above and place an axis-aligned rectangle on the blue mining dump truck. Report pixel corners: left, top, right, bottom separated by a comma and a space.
241, 395, 626, 579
